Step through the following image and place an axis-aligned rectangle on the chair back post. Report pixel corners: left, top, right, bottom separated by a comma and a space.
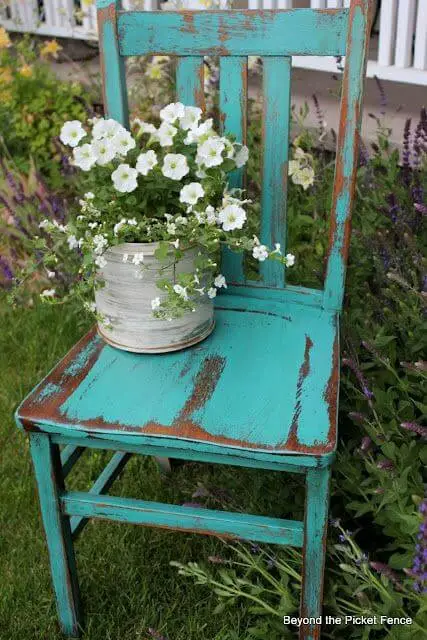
323, 0, 374, 311
97, 0, 129, 127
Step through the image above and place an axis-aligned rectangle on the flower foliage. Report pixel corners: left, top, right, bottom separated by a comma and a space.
18, 104, 294, 320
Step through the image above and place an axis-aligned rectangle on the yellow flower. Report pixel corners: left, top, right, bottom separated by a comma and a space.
0, 89, 12, 103
40, 39, 62, 58
0, 27, 11, 50
19, 64, 33, 78
81, 0, 94, 5
145, 62, 162, 81
0, 68, 13, 84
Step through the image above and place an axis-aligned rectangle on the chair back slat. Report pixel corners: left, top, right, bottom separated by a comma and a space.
176, 57, 205, 108
97, 1, 373, 311
219, 56, 248, 284
259, 56, 291, 287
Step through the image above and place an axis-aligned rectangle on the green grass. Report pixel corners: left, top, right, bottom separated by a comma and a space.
0, 299, 303, 640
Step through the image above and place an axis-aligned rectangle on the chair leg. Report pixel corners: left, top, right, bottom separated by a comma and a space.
299, 466, 332, 640
29, 433, 83, 638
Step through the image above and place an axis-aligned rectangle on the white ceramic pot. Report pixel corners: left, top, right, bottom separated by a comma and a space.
94, 242, 214, 354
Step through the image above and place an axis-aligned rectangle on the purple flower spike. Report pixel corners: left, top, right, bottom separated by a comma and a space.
411, 499, 427, 593
400, 422, 427, 439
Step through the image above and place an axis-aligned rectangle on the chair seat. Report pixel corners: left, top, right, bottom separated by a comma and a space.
16, 294, 339, 459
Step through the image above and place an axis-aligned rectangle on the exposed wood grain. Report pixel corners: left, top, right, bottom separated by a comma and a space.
176, 57, 205, 109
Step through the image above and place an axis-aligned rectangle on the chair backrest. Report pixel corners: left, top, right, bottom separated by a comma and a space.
96, 0, 373, 312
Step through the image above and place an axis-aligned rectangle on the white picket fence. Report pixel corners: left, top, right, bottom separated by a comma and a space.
1, 0, 426, 85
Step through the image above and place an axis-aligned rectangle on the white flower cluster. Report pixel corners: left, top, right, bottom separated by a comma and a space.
288, 147, 315, 190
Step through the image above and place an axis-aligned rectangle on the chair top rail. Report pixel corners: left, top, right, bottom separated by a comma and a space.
115, 9, 349, 57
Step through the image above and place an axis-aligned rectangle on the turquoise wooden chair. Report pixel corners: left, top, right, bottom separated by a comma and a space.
15, 2, 373, 638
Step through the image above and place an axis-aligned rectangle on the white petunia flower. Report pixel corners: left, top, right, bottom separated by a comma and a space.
92, 118, 123, 141
175, 216, 188, 226
112, 129, 136, 156
291, 166, 315, 190
113, 218, 127, 235
39, 219, 50, 229
218, 204, 246, 231
179, 182, 205, 205
205, 205, 217, 225
207, 287, 217, 299
197, 137, 225, 168
195, 167, 207, 179
162, 154, 189, 180
179, 106, 202, 131
171, 239, 180, 249
40, 288, 56, 298
285, 253, 295, 267
60, 120, 86, 147
85, 191, 95, 200
67, 235, 79, 250
173, 284, 188, 300
47, 270, 55, 279
72, 144, 97, 171
166, 222, 177, 235
127, 218, 137, 226
234, 144, 249, 168
132, 118, 157, 135
111, 164, 138, 193
272, 243, 282, 254
93, 138, 116, 166
160, 102, 185, 124
151, 297, 161, 310
132, 252, 144, 265
156, 122, 178, 147
122, 253, 129, 263
184, 118, 214, 145
253, 244, 269, 261
214, 274, 227, 289
93, 234, 108, 254
136, 150, 158, 176
94, 256, 107, 269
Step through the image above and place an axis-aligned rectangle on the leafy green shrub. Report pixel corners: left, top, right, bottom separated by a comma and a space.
0, 32, 92, 188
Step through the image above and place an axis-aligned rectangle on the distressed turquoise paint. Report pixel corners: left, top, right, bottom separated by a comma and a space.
71, 451, 131, 538
63, 337, 101, 376
224, 283, 324, 307
29, 434, 82, 637
300, 466, 331, 639
52, 433, 330, 472
97, 0, 129, 127
62, 491, 304, 546
56, 305, 337, 452
260, 56, 291, 287
118, 10, 349, 57
176, 57, 205, 107
37, 382, 62, 401
220, 56, 247, 284
323, 2, 371, 310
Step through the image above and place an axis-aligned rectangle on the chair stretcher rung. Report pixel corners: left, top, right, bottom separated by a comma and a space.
61, 445, 85, 478
61, 491, 304, 547
70, 451, 132, 538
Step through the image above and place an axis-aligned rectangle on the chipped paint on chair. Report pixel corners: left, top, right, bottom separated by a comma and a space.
15, 2, 373, 638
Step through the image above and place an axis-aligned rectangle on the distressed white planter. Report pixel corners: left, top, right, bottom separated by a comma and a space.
94, 242, 214, 354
